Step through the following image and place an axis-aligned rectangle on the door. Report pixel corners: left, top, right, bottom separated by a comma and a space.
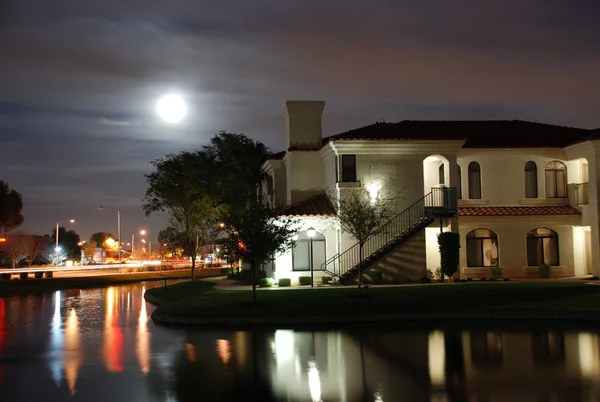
585, 229, 593, 275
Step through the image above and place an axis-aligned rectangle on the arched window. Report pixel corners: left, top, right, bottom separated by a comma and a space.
292, 229, 326, 272
457, 164, 462, 200
468, 162, 482, 199
527, 228, 559, 266
545, 161, 567, 198
525, 161, 538, 198
438, 163, 445, 185
466, 229, 498, 267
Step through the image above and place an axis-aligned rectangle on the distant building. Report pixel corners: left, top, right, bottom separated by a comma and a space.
81, 248, 107, 264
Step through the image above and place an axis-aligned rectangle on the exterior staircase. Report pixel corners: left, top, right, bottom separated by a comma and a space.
321, 187, 457, 284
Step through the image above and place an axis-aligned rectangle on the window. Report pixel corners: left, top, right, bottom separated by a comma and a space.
527, 228, 559, 266
292, 230, 326, 271
466, 229, 499, 267
438, 163, 445, 185
545, 161, 567, 198
468, 162, 482, 199
525, 161, 538, 198
341, 155, 357, 182
457, 164, 462, 199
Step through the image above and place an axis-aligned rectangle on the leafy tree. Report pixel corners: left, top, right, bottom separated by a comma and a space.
334, 187, 394, 293
158, 226, 185, 257
224, 201, 297, 303
0, 181, 24, 233
89, 232, 115, 250
0, 231, 32, 268
144, 151, 220, 280
51, 227, 82, 259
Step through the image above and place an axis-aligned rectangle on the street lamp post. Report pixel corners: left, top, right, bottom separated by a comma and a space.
100, 206, 121, 272
55, 219, 75, 266
307, 227, 316, 287
139, 230, 147, 265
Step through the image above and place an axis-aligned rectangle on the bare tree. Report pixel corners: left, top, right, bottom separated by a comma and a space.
333, 187, 395, 293
81, 241, 99, 264
27, 235, 50, 266
42, 244, 68, 266
0, 232, 33, 268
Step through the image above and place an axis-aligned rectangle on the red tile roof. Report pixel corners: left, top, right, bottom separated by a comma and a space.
283, 193, 336, 217
323, 120, 598, 148
459, 206, 581, 216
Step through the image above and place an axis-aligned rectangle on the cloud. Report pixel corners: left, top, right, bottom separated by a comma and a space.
95, 117, 140, 126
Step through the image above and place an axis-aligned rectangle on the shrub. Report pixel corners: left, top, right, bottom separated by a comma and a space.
370, 270, 383, 285
434, 268, 441, 280
278, 278, 291, 287
34, 272, 44, 279
0, 273, 11, 281
298, 276, 312, 286
45, 271, 53, 278
19, 273, 28, 280
538, 264, 552, 278
221, 268, 233, 276
322, 276, 332, 285
258, 277, 273, 288
490, 266, 503, 280
438, 232, 460, 279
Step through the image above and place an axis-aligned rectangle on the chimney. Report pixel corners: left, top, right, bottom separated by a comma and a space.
282, 101, 325, 149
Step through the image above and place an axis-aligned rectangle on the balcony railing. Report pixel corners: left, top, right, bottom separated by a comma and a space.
575, 182, 589, 205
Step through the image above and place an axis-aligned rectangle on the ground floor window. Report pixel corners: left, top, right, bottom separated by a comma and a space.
466, 229, 499, 267
527, 227, 559, 266
292, 230, 326, 271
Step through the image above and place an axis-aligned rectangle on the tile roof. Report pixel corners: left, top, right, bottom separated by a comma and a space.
264, 150, 285, 161
283, 193, 336, 217
458, 206, 581, 216
324, 120, 599, 148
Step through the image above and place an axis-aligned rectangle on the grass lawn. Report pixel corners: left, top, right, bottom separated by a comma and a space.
147, 281, 600, 318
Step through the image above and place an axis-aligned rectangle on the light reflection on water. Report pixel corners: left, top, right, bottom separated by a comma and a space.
0, 281, 599, 401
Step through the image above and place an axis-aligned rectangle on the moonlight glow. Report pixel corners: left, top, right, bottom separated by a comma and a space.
156, 94, 187, 124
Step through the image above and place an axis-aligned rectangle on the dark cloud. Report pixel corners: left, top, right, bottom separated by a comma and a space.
0, 0, 598, 239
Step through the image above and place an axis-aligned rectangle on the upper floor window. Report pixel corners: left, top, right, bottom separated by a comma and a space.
457, 164, 462, 199
527, 228, 559, 266
466, 228, 498, 267
438, 163, 445, 185
545, 161, 567, 198
525, 161, 538, 198
468, 162, 482, 199
341, 155, 357, 182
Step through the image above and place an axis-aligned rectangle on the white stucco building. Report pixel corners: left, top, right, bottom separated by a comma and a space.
262, 100, 600, 284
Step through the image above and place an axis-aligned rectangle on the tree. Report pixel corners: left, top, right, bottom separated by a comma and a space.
0, 181, 24, 233
90, 232, 115, 248
334, 187, 394, 293
27, 235, 51, 266
0, 232, 33, 268
202, 132, 297, 302
225, 201, 297, 303
81, 241, 99, 264
42, 244, 67, 266
52, 227, 82, 259
144, 151, 220, 280
158, 226, 185, 258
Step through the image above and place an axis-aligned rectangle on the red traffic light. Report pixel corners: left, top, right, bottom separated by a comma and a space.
238, 242, 245, 250
0, 238, 6, 242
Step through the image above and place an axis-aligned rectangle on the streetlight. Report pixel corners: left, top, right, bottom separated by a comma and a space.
56, 219, 75, 266
139, 230, 149, 263
307, 227, 316, 287
100, 206, 121, 272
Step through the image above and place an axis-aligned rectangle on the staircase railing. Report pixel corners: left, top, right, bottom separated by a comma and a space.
321, 187, 456, 278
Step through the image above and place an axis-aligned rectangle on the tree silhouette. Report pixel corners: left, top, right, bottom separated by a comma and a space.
0, 181, 24, 233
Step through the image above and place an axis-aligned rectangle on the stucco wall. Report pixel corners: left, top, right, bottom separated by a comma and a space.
285, 151, 326, 204
459, 216, 580, 278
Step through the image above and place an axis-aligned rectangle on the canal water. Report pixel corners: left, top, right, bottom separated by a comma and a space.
1, 281, 600, 401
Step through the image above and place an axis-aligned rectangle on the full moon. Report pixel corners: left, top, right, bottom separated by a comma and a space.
156, 94, 187, 124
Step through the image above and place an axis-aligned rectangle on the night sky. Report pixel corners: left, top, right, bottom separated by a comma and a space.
1, 1, 599, 242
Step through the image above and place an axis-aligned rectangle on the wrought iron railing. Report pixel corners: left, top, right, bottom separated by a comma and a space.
322, 187, 456, 278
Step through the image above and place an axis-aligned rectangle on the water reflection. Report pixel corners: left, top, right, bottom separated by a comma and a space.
1, 282, 600, 401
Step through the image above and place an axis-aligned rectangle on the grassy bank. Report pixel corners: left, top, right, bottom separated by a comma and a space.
0, 269, 221, 297
147, 281, 600, 319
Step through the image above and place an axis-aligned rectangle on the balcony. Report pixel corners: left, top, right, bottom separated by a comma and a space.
575, 182, 589, 205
